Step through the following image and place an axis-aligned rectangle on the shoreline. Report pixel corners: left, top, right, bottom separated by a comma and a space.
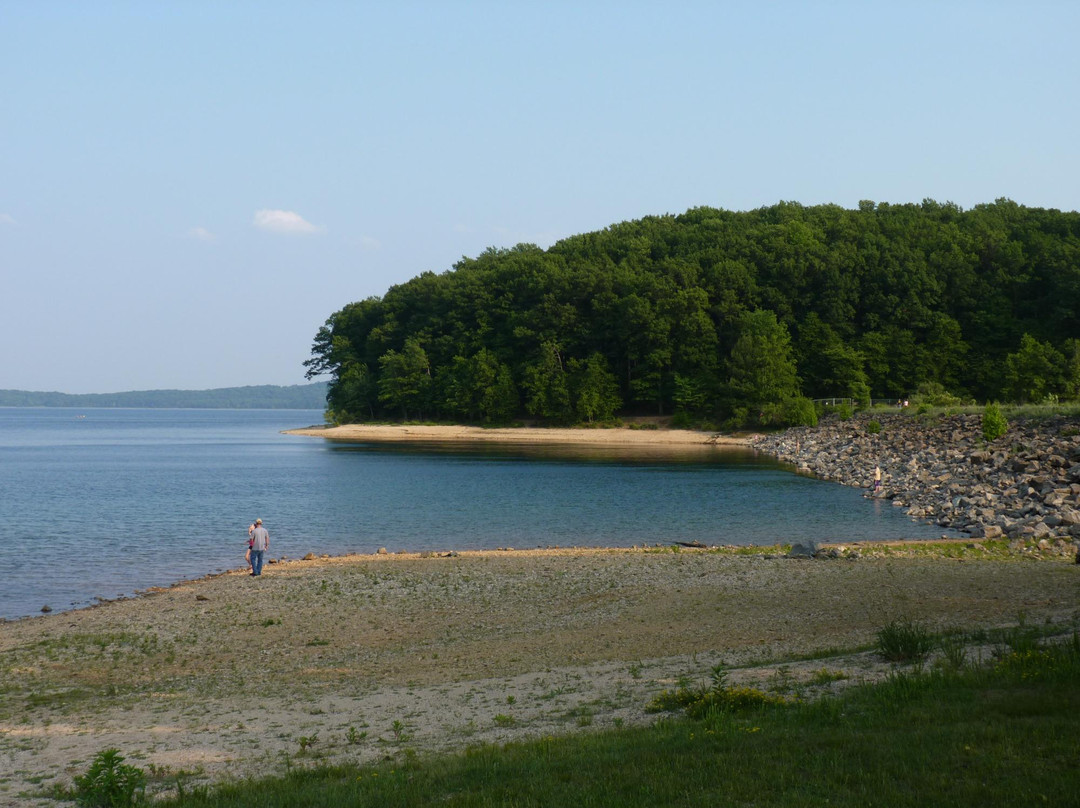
283, 422, 751, 447
5, 419, 1077, 801
0, 536, 1018, 623
3, 545, 1077, 805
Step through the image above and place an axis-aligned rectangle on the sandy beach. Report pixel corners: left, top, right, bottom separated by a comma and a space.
2, 544, 1077, 805
283, 422, 749, 447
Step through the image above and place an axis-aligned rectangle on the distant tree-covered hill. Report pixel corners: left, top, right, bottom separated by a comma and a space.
0, 383, 328, 409
305, 200, 1080, 427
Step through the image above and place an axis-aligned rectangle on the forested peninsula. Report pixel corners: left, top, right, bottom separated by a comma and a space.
305, 200, 1080, 427
0, 382, 328, 409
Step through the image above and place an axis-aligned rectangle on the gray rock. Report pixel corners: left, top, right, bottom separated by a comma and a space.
788, 540, 818, 558
753, 412, 1080, 548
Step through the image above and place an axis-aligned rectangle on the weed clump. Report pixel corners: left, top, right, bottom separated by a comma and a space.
876, 619, 935, 663
646, 665, 790, 719
73, 748, 147, 807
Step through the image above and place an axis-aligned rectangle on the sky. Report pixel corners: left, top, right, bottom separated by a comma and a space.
1, 1, 1078, 394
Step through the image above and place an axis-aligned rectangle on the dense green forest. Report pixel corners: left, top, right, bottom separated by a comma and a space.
305, 199, 1080, 427
0, 383, 328, 409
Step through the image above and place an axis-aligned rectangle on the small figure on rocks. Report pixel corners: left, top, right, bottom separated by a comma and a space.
249, 518, 269, 576
873, 465, 882, 492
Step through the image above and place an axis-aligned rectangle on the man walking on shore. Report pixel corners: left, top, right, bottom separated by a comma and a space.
250, 518, 269, 576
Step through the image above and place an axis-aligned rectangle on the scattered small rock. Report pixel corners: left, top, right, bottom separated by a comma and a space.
40, 605, 52, 613
195, 594, 209, 601
377, 547, 388, 555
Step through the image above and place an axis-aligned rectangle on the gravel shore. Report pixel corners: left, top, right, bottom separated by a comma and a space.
2, 545, 1077, 805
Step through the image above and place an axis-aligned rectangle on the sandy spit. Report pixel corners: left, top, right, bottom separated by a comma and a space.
283, 423, 750, 447
1, 546, 1077, 805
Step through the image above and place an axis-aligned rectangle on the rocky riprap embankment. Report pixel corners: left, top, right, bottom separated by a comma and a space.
753, 412, 1080, 557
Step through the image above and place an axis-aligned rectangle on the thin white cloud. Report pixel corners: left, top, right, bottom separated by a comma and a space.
188, 226, 216, 242
253, 209, 326, 235
0, 213, 17, 227
358, 235, 381, 250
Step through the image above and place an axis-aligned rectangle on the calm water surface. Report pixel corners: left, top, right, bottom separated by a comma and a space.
0, 408, 950, 619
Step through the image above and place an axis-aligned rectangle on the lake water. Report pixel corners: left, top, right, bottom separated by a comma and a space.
0, 408, 950, 619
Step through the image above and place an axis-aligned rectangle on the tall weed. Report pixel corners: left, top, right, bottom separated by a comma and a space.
876, 619, 935, 663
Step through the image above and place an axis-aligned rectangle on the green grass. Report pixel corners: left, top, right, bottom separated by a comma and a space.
139, 635, 1080, 808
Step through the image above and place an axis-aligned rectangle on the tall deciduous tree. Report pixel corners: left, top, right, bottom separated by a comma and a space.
727, 310, 800, 408
378, 338, 431, 419
726, 310, 813, 426
522, 341, 572, 422
568, 353, 621, 423
1004, 334, 1065, 403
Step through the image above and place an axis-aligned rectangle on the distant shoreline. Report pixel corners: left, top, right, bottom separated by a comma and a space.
0, 382, 327, 409
283, 423, 752, 447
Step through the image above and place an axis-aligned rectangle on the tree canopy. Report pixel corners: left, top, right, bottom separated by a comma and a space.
306, 199, 1080, 426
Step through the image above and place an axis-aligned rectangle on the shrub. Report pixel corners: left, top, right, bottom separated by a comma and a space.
670, 411, 695, 429
783, 395, 818, 427
982, 402, 1008, 442
836, 402, 853, 421
914, 382, 967, 407
867, 419, 882, 434
73, 749, 146, 808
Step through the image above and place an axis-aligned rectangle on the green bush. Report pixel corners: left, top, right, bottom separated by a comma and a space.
836, 402, 853, 421
914, 382, 967, 407
783, 395, 818, 427
866, 419, 882, 434
670, 410, 695, 429
982, 402, 1008, 442
73, 749, 147, 807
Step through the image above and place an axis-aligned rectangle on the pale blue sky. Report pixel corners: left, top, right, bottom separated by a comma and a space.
2, 1, 1077, 393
